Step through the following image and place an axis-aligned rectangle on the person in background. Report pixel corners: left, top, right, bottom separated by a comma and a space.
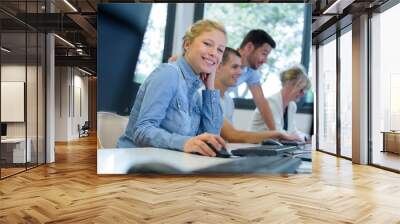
250, 65, 311, 142
117, 19, 227, 157
215, 47, 302, 143
233, 29, 277, 131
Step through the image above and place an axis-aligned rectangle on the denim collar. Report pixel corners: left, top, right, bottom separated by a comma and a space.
176, 57, 202, 90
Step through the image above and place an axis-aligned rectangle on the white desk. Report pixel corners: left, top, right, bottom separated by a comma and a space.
97, 144, 311, 174
1, 138, 31, 163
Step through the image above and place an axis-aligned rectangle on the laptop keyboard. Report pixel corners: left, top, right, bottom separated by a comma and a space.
231, 145, 297, 156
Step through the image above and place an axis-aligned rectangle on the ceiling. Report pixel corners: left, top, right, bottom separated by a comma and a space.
311, 0, 390, 43
1, 0, 107, 74
0, 0, 394, 75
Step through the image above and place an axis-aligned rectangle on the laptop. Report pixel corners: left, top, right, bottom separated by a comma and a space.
231, 145, 297, 157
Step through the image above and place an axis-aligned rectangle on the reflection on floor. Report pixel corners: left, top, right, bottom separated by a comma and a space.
0, 163, 39, 178
373, 150, 400, 171
0, 167, 25, 177
340, 146, 352, 159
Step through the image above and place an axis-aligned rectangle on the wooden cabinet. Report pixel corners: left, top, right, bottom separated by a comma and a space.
382, 132, 400, 154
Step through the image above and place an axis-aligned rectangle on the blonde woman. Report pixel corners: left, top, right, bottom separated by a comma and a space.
250, 65, 311, 141
118, 20, 227, 156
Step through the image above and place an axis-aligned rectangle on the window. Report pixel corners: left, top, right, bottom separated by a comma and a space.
203, 3, 305, 99
0, 1, 46, 179
317, 37, 337, 154
371, 3, 400, 171
339, 29, 352, 158
134, 3, 168, 84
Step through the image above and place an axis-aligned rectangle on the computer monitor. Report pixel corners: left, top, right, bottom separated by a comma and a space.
1, 123, 7, 137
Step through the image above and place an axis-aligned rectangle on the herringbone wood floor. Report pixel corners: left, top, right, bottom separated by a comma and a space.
1, 135, 400, 224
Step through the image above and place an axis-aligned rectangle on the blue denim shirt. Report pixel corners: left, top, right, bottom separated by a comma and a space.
236, 66, 261, 87
228, 66, 262, 97
117, 57, 223, 150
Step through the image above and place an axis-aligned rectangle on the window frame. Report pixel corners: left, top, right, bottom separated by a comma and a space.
369, 0, 400, 173
316, 34, 338, 156
162, 3, 176, 63
195, 3, 312, 114
314, 17, 353, 160
0, 1, 47, 179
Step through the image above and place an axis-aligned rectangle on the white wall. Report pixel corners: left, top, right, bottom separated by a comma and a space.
1, 82, 25, 122
55, 67, 68, 141
72, 73, 89, 138
1, 63, 46, 163
1, 65, 26, 141
55, 67, 89, 141
233, 108, 313, 134
1, 65, 41, 137
1, 66, 25, 126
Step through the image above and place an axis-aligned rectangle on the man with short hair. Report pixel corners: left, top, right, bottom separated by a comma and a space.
233, 29, 277, 130
216, 47, 298, 143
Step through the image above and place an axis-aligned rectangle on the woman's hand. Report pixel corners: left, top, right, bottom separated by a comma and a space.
183, 133, 226, 156
199, 71, 216, 90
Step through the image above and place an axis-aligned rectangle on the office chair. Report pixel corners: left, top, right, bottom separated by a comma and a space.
78, 121, 90, 138
97, 111, 129, 148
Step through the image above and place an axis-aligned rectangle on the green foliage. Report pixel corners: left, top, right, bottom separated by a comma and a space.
134, 4, 167, 84
205, 3, 305, 96
134, 3, 305, 99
